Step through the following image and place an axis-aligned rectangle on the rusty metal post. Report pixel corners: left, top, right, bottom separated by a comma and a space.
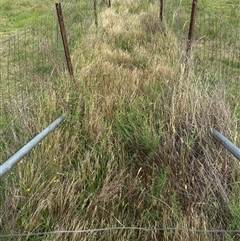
93, 0, 98, 29
159, 0, 163, 22
184, 0, 198, 76
55, 3, 74, 77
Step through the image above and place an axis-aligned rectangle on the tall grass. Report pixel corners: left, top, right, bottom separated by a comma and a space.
1, 0, 240, 240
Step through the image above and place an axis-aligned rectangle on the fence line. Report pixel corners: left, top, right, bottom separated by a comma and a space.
0, 0, 95, 164
0, 3, 63, 164
0, 226, 240, 238
164, 0, 240, 86
162, 0, 240, 157
194, 1, 240, 32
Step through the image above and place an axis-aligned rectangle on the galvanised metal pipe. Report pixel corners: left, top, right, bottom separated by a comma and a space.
211, 128, 240, 161
0, 114, 65, 178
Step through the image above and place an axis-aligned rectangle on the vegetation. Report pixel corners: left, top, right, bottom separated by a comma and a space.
200, 0, 240, 27
0, 0, 57, 39
0, 0, 240, 240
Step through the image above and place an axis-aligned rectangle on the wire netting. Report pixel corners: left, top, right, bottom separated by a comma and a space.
0, 0, 98, 165
164, 0, 240, 86
193, 4, 240, 86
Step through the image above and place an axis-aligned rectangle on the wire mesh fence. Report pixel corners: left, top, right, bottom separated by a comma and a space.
193, 4, 240, 85
163, 0, 240, 86
0, 11, 59, 162
0, 0, 96, 163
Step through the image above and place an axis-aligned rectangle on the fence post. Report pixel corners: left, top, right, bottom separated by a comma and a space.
184, 0, 198, 76
55, 2, 74, 77
93, 0, 98, 29
159, 0, 163, 22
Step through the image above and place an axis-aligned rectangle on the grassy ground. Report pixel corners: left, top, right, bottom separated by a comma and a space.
200, 0, 240, 27
0, 0, 56, 39
1, 0, 240, 240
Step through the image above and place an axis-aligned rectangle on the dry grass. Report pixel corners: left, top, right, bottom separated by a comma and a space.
1, 0, 240, 240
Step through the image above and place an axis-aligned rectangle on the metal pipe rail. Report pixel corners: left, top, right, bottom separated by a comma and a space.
211, 128, 240, 161
0, 114, 65, 178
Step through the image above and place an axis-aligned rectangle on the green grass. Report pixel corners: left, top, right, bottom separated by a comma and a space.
1, 0, 240, 240
165, 0, 240, 115
200, 0, 240, 27
0, 0, 57, 39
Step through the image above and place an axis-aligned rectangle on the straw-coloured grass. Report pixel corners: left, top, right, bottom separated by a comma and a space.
1, 0, 240, 240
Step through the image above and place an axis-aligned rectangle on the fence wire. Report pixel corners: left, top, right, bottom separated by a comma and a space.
193, 4, 240, 85
0, 226, 240, 239
164, 0, 240, 86
0, 10, 57, 164
0, 0, 94, 164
